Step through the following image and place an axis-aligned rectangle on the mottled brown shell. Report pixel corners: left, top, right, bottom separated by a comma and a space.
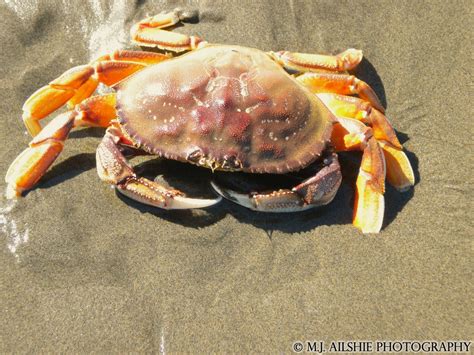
117, 45, 333, 173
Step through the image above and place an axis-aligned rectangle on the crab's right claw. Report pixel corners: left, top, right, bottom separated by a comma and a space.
97, 126, 221, 210
117, 177, 221, 209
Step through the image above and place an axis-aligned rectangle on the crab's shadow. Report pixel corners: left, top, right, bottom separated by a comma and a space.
116, 158, 352, 232
116, 151, 417, 234
351, 57, 387, 109
32, 141, 417, 233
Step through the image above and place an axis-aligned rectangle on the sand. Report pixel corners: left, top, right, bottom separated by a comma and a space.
0, 0, 472, 352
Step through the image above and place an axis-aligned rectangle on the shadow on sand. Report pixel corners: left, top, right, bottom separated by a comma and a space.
29, 136, 417, 235
114, 154, 417, 234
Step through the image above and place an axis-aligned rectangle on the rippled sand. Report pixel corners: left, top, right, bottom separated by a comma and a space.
0, 0, 472, 352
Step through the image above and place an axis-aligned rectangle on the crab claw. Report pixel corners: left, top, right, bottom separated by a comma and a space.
210, 181, 258, 210
97, 126, 222, 211
172, 195, 222, 209
210, 181, 314, 212
117, 179, 222, 210
211, 153, 341, 213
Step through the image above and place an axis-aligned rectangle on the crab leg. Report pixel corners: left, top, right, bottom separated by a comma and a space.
270, 48, 363, 73
22, 50, 169, 137
131, 9, 204, 52
331, 117, 386, 233
97, 126, 220, 209
5, 95, 117, 198
211, 152, 342, 213
317, 93, 414, 191
296, 72, 384, 112
72, 93, 117, 128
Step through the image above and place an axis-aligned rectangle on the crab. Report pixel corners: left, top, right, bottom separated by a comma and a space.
5, 9, 414, 233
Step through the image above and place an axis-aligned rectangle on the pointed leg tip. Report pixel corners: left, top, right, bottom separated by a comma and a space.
395, 181, 415, 192
353, 179, 385, 234
5, 184, 21, 199
359, 226, 382, 234
353, 215, 383, 234
341, 48, 363, 70
22, 113, 42, 137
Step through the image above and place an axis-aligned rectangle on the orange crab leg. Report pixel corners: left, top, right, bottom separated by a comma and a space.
331, 117, 386, 233
353, 136, 386, 233
318, 93, 414, 191
296, 72, 384, 112
94, 61, 145, 87
6, 95, 117, 198
67, 76, 101, 108
377, 140, 415, 192
131, 10, 204, 52
107, 49, 172, 65
22, 50, 169, 137
72, 93, 117, 128
6, 112, 74, 198
270, 48, 363, 73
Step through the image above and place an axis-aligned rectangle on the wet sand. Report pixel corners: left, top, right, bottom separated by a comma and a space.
0, 0, 472, 352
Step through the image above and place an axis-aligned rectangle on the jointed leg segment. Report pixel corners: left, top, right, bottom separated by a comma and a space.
130, 9, 204, 52
22, 50, 169, 137
317, 93, 414, 191
330, 117, 387, 233
270, 48, 363, 73
296, 72, 384, 112
6, 94, 118, 198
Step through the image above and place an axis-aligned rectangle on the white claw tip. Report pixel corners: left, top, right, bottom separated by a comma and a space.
172, 195, 222, 209
210, 181, 255, 210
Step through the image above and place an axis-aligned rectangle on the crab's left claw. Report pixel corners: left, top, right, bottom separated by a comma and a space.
211, 152, 342, 213
211, 181, 312, 212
